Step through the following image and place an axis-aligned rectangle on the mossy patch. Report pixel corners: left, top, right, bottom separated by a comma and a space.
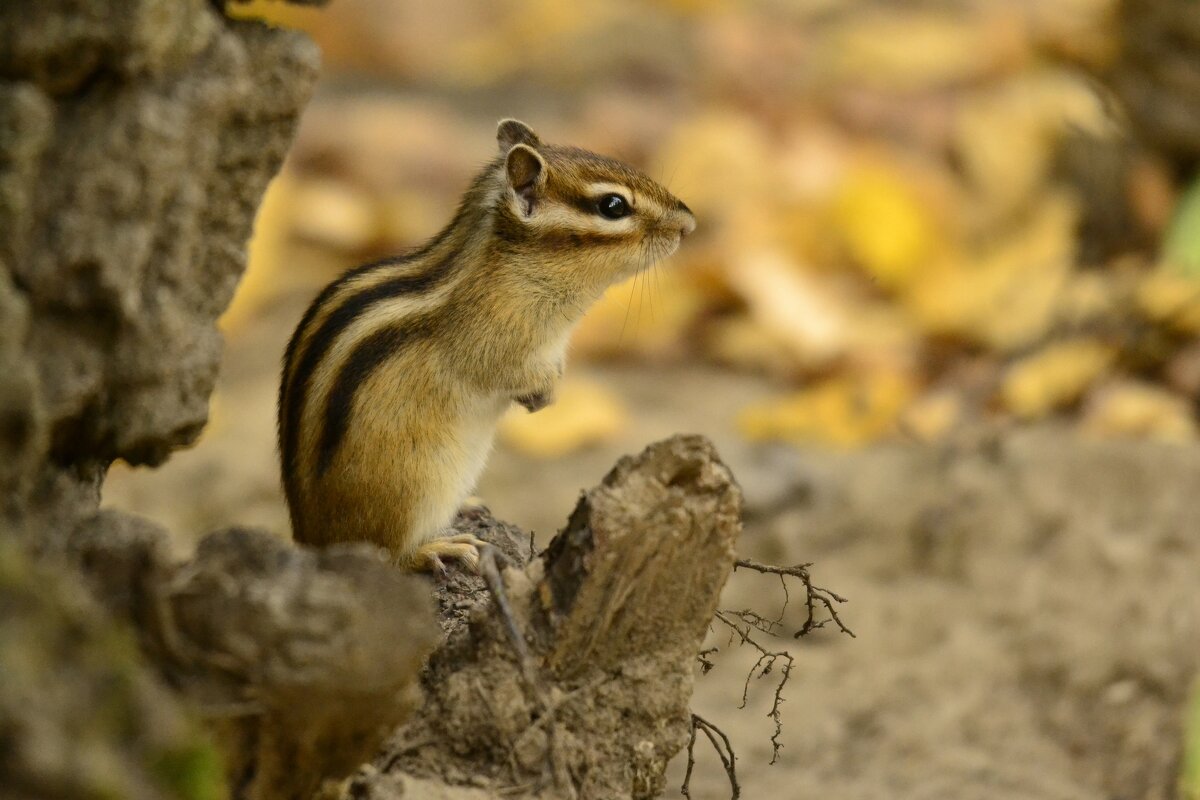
152, 742, 227, 800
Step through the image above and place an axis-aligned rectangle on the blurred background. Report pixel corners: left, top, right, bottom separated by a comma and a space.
107, 0, 1200, 536
104, 0, 1200, 797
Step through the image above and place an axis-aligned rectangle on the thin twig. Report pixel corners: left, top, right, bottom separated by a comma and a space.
722, 607, 785, 637
479, 544, 532, 666
681, 712, 698, 798
733, 557, 855, 638
714, 610, 794, 764
690, 555, 854, 776
681, 713, 739, 799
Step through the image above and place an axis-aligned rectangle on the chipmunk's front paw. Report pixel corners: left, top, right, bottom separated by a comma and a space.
514, 388, 554, 413
401, 533, 488, 575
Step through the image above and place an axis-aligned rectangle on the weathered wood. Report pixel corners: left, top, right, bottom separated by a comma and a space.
355, 434, 743, 800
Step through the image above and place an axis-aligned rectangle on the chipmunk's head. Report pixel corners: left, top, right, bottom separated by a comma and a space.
491, 119, 695, 289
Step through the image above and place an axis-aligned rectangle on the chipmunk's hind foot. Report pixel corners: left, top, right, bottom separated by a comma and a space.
399, 533, 488, 575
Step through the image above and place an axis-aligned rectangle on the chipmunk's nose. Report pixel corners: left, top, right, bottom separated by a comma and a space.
674, 201, 696, 238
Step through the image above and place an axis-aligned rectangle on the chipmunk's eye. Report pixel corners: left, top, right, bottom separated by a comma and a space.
596, 193, 630, 220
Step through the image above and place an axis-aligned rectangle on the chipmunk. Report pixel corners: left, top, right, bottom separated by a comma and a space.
278, 119, 695, 572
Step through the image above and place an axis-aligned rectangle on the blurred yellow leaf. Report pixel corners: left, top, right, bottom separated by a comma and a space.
290, 178, 378, 251
225, 0, 323, 28
835, 165, 937, 289
905, 192, 1077, 350
955, 72, 1114, 219
956, 88, 1051, 219
676, 250, 741, 308
822, 8, 1025, 91
1001, 339, 1114, 419
900, 391, 963, 441
725, 249, 849, 367
1056, 271, 1126, 328
842, 304, 921, 370
1081, 381, 1197, 442
738, 372, 915, 448
1137, 269, 1200, 333
499, 378, 628, 459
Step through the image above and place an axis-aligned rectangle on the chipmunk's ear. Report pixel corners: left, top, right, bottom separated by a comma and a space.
497, 119, 540, 153
505, 143, 546, 216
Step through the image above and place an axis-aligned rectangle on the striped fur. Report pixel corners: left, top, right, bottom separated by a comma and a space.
279, 120, 695, 564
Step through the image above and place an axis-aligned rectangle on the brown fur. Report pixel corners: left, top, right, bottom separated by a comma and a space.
279, 119, 695, 569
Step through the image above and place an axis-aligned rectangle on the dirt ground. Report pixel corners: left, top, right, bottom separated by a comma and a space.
104, 281, 1200, 799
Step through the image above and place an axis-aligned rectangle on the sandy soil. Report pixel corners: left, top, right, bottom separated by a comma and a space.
104, 284, 1199, 799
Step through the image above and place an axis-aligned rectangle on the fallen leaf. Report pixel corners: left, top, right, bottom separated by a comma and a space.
1136, 269, 1200, 333
1000, 339, 1114, 419
1055, 270, 1126, 328
900, 390, 963, 441
821, 8, 1025, 91
1081, 380, 1197, 442
225, 0, 323, 29
834, 164, 938, 289
724, 249, 849, 367
737, 372, 915, 448
905, 192, 1077, 350
955, 71, 1114, 219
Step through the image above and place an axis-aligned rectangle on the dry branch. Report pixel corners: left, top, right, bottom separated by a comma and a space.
733, 557, 854, 638
681, 714, 740, 799
687, 554, 855, 784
